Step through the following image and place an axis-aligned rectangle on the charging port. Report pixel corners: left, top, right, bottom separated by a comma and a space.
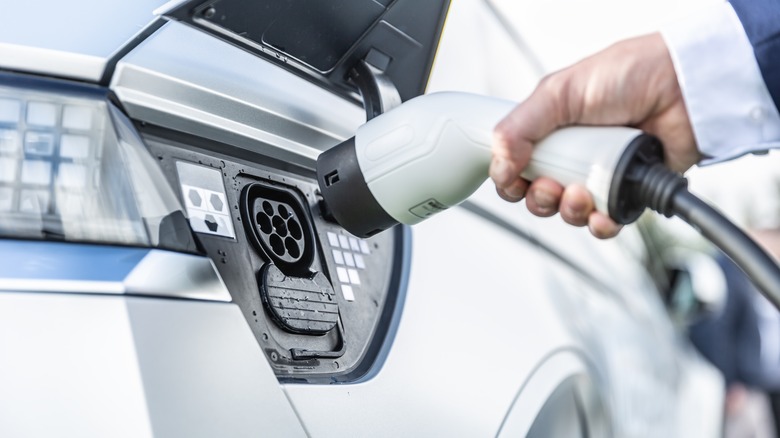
240, 182, 315, 275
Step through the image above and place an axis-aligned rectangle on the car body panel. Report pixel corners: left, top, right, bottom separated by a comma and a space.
0, 240, 230, 301
0, 290, 306, 437
0, 0, 724, 436
284, 206, 581, 436
111, 22, 365, 169
498, 350, 603, 437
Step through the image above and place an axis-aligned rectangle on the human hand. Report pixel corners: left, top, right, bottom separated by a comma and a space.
490, 32, 701, 238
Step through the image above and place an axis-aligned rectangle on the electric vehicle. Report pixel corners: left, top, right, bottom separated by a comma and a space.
0, 0, 723, 436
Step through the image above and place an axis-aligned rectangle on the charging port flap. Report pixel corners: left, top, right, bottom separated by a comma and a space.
259, 264, 338, 335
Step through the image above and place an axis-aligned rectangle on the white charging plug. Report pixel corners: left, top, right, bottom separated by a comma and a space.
318, 91, 647, 237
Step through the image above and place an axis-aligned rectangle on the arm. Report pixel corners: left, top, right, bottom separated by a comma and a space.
491, 2, 780, 238
730, 0, 780, 112
664, 1, 780, 164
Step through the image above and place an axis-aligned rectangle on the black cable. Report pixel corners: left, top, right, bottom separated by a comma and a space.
670, 190, 780, 310
610, 135, 780, 311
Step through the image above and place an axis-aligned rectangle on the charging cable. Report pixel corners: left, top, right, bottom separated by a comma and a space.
609, 134, 780, 310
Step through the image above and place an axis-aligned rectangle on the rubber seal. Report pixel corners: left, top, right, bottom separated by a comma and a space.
316, 137, 398, 238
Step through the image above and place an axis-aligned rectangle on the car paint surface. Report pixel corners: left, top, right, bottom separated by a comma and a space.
0, 1, 723, 436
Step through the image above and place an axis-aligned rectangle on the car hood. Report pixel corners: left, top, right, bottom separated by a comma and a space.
0, 0, 170, 82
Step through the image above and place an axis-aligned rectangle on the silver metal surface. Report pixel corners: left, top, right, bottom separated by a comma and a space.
0, 240, 231, 302
111, 22, 365, 169
0, 292, 306, 437
0, 0, 168, 81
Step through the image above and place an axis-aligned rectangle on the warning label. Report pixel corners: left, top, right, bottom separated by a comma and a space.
409, 198, 449, 219
176, 161, 236, 239
181, 184, 236, 239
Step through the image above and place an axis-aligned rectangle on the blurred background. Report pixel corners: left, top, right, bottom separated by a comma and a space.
427, 1, 780, 436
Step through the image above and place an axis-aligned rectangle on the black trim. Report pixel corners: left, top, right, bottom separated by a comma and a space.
164, 0, 451, 104
134, 122, 316, 177
330, 224, 411, 383
350, 59, 402, 121
316, 136, 398, 238
239, 181, 317, 276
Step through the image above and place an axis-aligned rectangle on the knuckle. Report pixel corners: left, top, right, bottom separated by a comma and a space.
539, 72, 576, 126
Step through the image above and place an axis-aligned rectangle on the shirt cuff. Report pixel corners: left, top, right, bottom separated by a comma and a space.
661, 2, 780, 166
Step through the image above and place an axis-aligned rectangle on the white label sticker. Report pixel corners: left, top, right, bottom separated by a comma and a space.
177, 161, 237, 240
337, 267, 350, 283
344, 252, 355, 267
341, 284, 355, 302
354, 254, 365, 269
338, 234, 350, 250
332, 249, 345, 265
347, 269, 360, 285
327, 231, 340, 247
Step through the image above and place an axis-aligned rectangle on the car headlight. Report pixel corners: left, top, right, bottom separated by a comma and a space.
0, 74, 197, 253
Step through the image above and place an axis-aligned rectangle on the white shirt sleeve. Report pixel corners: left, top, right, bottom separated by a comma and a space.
661, 2, 780, 165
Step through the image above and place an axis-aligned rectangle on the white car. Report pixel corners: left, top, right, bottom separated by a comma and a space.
0, 0, 722, 436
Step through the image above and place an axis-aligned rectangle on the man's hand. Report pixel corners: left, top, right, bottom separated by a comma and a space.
490, 32, 701, 238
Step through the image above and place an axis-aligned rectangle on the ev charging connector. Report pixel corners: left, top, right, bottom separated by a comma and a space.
317, 91, 780, 310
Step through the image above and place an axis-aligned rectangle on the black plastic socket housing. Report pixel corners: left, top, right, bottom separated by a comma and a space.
240, 182, 316, 275
316, 136, 398, 238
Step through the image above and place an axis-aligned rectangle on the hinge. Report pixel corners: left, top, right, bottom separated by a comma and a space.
349, 54, 402, 121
